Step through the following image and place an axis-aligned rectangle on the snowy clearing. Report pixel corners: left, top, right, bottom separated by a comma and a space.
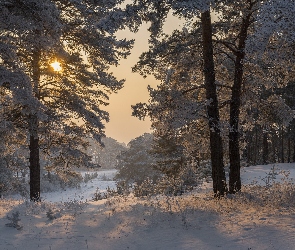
42, 169, 117, 203
0, 164, 295, 250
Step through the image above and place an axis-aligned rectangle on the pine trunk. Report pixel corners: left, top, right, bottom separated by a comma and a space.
29, 114, 40, 201
228, 8, 252, 193
281, 126, 284, 163
254, 125, 258, 164
262, 131, 268, 164
273, 132, 279, 162
288, 126, 291, 162
29, 48, 41, 201
201, 10, 227, 197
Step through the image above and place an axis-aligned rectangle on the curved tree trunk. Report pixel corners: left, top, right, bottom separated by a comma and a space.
201, 10, 227, 197
228, 5, 252, 193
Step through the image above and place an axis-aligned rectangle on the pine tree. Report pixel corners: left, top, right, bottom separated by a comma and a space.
87, 137, 127, 169
115, 133, 159, 184
201, 9, 227, 196
0, 0, 133, 201
101, 0, 227, 196
221, 0, 295, 192
107, 0, 295, 195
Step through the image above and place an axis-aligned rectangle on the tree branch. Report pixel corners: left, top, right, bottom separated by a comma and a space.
213, 39, 238, 55
182, 84, 205, 95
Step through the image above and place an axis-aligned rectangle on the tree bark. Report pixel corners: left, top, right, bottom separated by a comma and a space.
273, 132, 279, 162
201, 10, 227, 197
288, 126, 291, 162
29, 113, 40, 201
262, 131, 268, 164
254, 125, 258, 164
29, 48, 41, 201
228, 5, 252, 193
281, 126, 284, 163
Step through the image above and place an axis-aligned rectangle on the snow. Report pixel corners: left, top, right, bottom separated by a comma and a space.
241, 163, 295, 186
0, 164, 295, 250
42, 169, 117, 203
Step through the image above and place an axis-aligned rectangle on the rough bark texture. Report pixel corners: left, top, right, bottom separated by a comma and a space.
287, 126, 291, 162
29, 114, 40, 201
29, 48, 41, 202
281, 126, 284, 163
201, 10, 227, 197
288, 137, 291, 163
228, 5, 252, 193
262, 132, 268, 164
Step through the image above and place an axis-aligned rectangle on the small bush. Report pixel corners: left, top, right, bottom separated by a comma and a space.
84, 172, 98, 183
42, 170, 83, 192
46, 208, 62, 220
92, 187, 107, 201
100, 173, 113, 181
6, 211, 23, 230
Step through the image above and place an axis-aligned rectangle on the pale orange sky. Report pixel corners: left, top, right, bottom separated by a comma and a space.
104, 15, 183, 144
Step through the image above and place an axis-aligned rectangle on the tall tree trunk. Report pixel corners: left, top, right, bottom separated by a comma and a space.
29, 48, 41, 201
245, 131, 252, 164
262, 131, 268, 164
201, 10, 227, 197
288, 138, 291, 163
29, 113, 40, 201
281, 126, 284, 163
293, 140, 295, 162
288, 126, 291, 162
254, 124, 258, 164
273, 132, 279, 162
228, 6, 252, 193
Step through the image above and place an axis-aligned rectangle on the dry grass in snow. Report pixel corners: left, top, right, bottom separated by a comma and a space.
0, 164, 295, 250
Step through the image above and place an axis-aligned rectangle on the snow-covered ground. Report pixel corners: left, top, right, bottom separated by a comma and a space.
241, 163, 295, 185
0, 164, 294, 250
42, 169, 117, 202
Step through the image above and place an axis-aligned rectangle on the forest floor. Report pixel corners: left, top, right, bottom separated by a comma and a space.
0, 164, 295, 250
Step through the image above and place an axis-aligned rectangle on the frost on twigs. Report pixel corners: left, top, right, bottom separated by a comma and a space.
5, 211, 23, 230
46, 208, 61, 221
63, 199, 88, 217
92, 187, 107, 201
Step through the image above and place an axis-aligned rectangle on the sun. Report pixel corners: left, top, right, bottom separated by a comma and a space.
50, 60, 62, 72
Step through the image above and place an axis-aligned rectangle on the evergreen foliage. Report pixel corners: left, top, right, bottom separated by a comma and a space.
1, 0, 295, 198
115, 133, 159, 185
112, 0, 295, 195
0, 0, 133, 200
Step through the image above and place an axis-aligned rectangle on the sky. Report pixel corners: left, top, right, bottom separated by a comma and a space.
104, 15, 183, 144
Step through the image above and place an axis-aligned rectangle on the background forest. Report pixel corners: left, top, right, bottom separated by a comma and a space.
0, 0, 295, 200
1, 1, 295, 249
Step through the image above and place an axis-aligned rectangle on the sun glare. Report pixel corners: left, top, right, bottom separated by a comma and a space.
51, 60, 62, 72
